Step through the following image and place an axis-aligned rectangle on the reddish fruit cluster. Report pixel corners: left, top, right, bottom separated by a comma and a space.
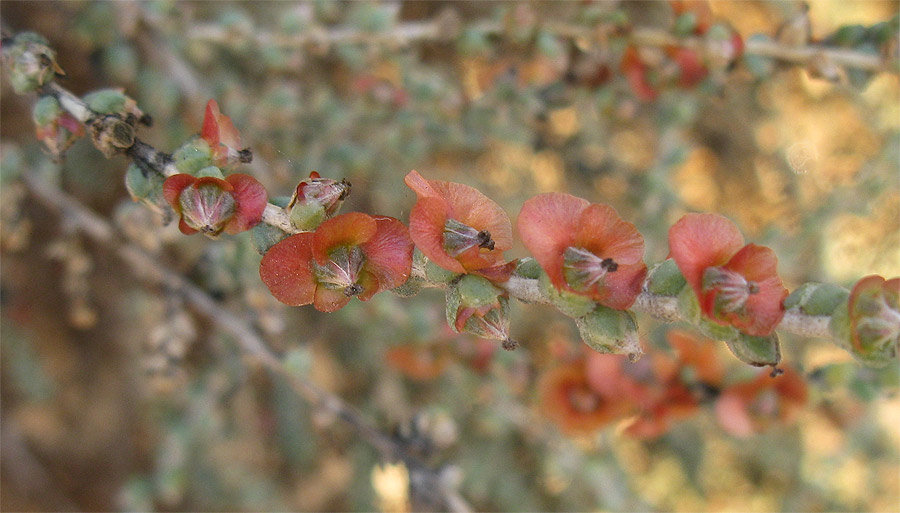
620, 0, 743, 101
540, 331, 807, 438
259, 213, 414, 312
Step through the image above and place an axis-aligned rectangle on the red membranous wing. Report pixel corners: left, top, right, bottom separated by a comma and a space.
405, 170, 512, 272
721, 243, 787, 336
201, 99, 242, 151
259, 233, 317, 307
312, 212, 378, 265
162, 174, 199, 214
223, 173, 268, 234
313, 285, 352, 313
517, 192, 589, 289
360, 216, 414, 294
668, 213, 745, 296
408, 195, 464, 273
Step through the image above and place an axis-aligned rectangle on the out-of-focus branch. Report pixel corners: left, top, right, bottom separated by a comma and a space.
22, 174, 472, 513
186, 17, 896, 74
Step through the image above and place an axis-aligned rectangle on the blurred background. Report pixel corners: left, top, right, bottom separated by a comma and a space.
1, 1, 898, 511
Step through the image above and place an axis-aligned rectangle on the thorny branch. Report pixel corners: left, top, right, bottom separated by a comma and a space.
22, 173, 473, 513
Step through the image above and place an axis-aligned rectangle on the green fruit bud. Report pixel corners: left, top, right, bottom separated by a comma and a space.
446, 276, 511, 342
576, 305, 641, 360
646, 259, 687, 297
724, 332, 781, 367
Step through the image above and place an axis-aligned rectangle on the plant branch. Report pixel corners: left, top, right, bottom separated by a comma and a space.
185, 16, 896, 74
40, 77, 836, 342
22, 173, 472, 513
409, 267, 833, 340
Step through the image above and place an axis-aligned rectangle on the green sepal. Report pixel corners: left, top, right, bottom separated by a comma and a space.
784, 282, 849, 317
575, 305, 641, 360
646, 259, 687, 297
196, 166, 225, 179
539, 271, 596, 318
392, 276, 423, 298
172, 137, 214, 175
289, 201, 326, 232
425, 259, 459, 284
724, 332, 781, 367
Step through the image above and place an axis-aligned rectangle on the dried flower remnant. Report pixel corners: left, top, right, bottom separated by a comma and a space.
32, 96, 84, 157
518, 193, 647, 310
405, 170, 514, 279
259, 212, 413, 312
163, 173, 267, 236
669, 213, 788, 336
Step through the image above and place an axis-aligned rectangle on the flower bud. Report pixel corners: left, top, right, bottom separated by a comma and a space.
445, 275, 513, 345
575, 305, 641, 360
2, 32, 65, 94
287, 172, 351, 231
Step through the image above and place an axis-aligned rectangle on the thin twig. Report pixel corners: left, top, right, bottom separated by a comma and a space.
22, 174, 473, 513
186, 17, 897, 73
